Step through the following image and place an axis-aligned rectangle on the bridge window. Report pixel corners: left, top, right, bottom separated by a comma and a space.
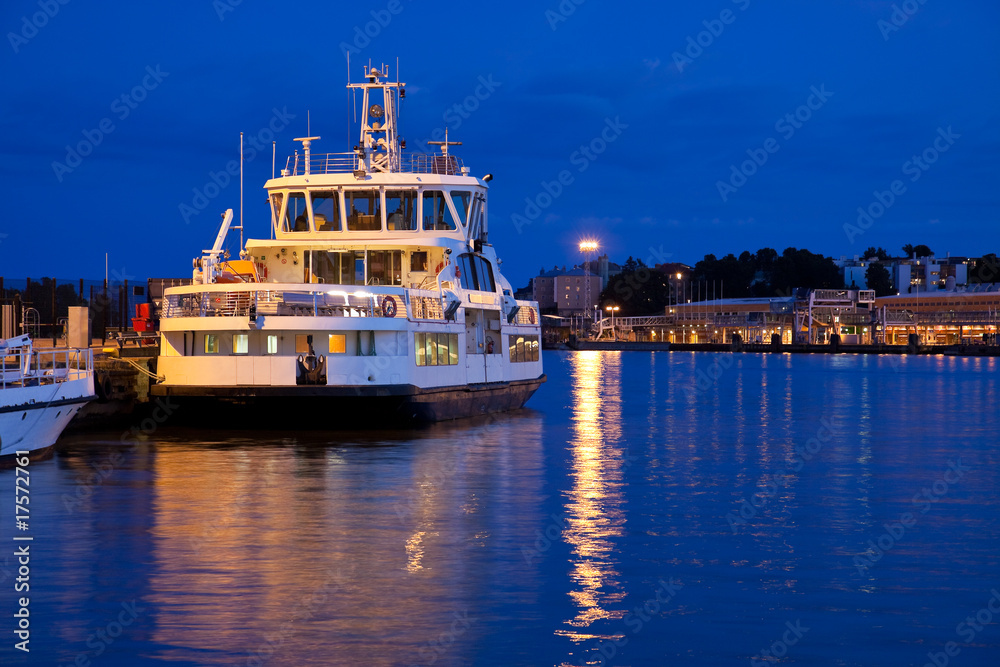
278, 192, 309, 232
457, 253, 496, 292
204, 334, 219, 354
232, 334, 249, 354
270, 193, 283, 229
386, 191, 417, 230
450, 191, 472, 226
345, 191, 381, 231
311, 191, 341, 231
422, 191, 458, 231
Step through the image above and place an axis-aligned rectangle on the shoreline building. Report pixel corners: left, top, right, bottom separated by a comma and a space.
836, 254, 971, 294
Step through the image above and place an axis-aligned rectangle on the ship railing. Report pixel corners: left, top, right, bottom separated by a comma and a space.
283, 152, 466, 176
161, 283, 460, 321
0, 345, 93, 389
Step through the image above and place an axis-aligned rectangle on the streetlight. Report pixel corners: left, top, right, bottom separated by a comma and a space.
605, 305, 619, 340
579, 239, 599, 337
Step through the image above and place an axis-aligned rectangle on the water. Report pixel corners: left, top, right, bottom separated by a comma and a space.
2, 351, 998, 666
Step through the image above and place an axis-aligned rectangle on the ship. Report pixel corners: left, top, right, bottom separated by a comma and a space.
1, 335, 95, 462
150, 65, 545, 422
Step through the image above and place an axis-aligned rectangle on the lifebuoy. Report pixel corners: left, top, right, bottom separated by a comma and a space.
529, 308, 535, 324
382, 295, 397, 317
435, 262, 445, 274
486, 336, 494, 354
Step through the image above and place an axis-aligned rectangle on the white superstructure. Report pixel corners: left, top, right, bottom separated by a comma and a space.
152, 65, 544, 421
1, 335, 95, 460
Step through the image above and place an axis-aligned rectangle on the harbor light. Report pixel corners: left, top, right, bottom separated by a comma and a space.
579, 240, 599, 253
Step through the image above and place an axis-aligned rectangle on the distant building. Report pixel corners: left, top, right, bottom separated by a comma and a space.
835, 254, 970, 293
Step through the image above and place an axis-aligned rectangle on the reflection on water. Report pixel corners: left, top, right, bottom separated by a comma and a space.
3, 353, 999, 666
26, 414, 546, 667
559, 352, 627, 638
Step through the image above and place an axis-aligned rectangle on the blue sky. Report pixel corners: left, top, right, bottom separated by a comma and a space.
2, 0, 997, 288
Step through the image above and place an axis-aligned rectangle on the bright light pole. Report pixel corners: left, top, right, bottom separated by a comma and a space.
605, 305, 619, 340
579, 240, 599, 337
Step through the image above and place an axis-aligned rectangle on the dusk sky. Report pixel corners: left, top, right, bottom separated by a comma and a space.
2, 0, 997, 288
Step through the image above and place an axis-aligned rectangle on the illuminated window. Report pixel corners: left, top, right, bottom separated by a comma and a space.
414, 332, 458, 366
329, 334, 346, 354
266, 335, 278, 355
295, 334, 312, 354
232, 334, 248, 354
508, 335, 540, 363
204, 334, 219, 354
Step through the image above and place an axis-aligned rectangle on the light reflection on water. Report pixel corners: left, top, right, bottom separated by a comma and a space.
1, 352, 998, 666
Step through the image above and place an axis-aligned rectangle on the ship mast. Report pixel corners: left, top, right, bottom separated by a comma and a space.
347, 64, 403, 175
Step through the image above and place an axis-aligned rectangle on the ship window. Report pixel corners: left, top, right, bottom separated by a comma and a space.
422, 191, 458, 231
266, 335, 278, 355
414, 332, 459, 366
295, 334, 311, 354
456, 253, 495, 292
270, 192, 284, 229
287, 192, 309, 232
450, 191, 472, 226
204, 334, 219, 354
328, 334, 346, 354
345, 191, 381, 231
366, 250, 403, 286
311, 191, 341, 231
508, 335, 539, 363
410, 251, 428, 272
232, 334, 249, 354
385, 191, 417, 230
306, 251, 358, 286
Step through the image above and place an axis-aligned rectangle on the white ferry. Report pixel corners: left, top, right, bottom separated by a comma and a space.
1, 335, 95, 462
151, 65, 544, 422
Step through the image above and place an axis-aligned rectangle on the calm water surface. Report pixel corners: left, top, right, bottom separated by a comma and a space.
2, 352, 998, 666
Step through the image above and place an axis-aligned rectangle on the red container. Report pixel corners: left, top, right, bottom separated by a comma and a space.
135, 303, 151, 319
131, 317, 153, 332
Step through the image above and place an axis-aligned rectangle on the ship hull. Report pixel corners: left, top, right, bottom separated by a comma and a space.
0, 376, 94, 460
150, 375, 545, 425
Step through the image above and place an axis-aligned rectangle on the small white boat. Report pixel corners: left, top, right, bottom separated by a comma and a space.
1, 335, 95, 461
